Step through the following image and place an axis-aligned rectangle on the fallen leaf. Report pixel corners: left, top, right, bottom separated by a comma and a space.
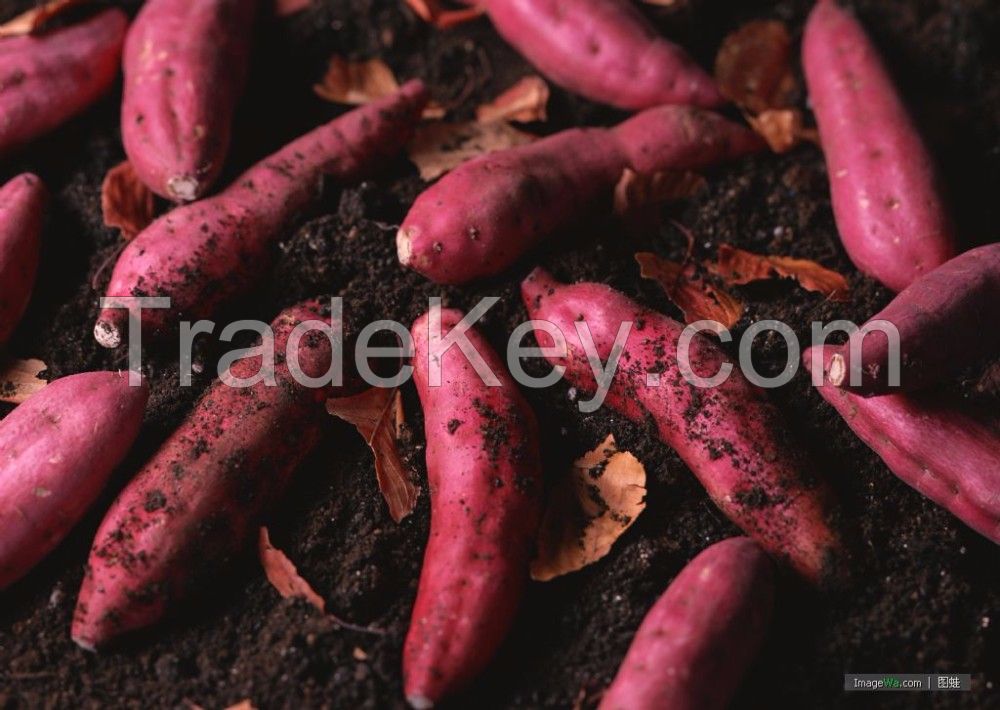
712, 244, 850, 301
313, 56, 444, 118
746, 108, 819, 153
274, 0, 310, 16
259, 528, 326, 612
613, 168, 706, 217
0, 0, 86, 37
101, 161, 157, 241
636, 252, 744, 329
475, 75, 549, 124
326, 388, 419, 522
405, 120, 535, 180
714, 20, 797, 114
403, 0, 484, 29
314, 56, 401, 105
531, 435, 646, 581
0, 358, 47, 405
352, 646, 368, 661
224, 702, 256, 710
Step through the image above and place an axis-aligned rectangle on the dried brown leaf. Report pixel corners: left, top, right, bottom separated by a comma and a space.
258, 528, 325, 612
0, 358, 47, 405
326, 388, 419, 522
0, 0, 86, 37
224, 701, 256, 710
714, 20, 797, 114
101, 161, 157, 241
475, 76, 549, 124
636, 252, 744, 329
313, 56, 400, 105
531, 435, 646, 581
747, 108, 819, 153
613, 168, 706, 217
713, 244, 849, 301
405, 120, 536, 180
403, 0, 484, 29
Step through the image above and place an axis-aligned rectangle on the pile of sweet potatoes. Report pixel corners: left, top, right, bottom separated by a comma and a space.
0, 1, 997, 708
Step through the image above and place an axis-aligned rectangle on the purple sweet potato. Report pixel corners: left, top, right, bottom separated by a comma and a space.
0, 173, 46, 344
802, 0, 956, 292
600, 537, 774, 710
122, 0, 257, 201
830, 243, 1000, 394
0, 371, 149, 590
480, 0, 722, 109
94, 81, 427, 349
0, 9, 127, 154
73, 300, 352, 649
521, 269, 846, 583
403, 308, 543, 707
397, 106, 762, 285
806, 345, 1000, 545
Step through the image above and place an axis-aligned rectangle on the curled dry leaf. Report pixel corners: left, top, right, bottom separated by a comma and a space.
403, 0, 484, 29
0, 358, 47, 405
714, 19, 796, 114
314, 56, 400, 105
274, 0, 311, 16
326, 387, 419, 522
258, 527, 326, 612
405, 120, 536, 181
613, 167, 706, 217
313, 55, 444, 118
475, 75, 550, 124
636, 252, 744, 329
101, 161, 157, 241
747, 108, 819, 153
713, 244, 850, 301
0, 0, 86, 37
531, 434, 646, 581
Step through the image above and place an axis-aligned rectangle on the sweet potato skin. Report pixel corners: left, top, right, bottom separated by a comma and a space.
802, 0, 955, 292
122, 0, 257, 201
404, 308, 543, 707
834, 243, 1000, 394
0, 173, 46, 344
806, 345, 1000, 545
398, 107, 761, 285
599, 537, 774, 710
0, 9, 127, 155
482, 0, 722, 109
94, 81, 427, 348
0, 371, 149, 590
521, 269, 845, 583
72, 301, 348, 649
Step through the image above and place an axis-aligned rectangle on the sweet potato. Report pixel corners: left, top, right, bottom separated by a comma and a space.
520, 269, 845, 583
802, 0, 955, 292
599, 537, 773, 710
398, 106, 762, 285
806, 345, 1000, 545
0, 173, 46, 344
122, 0, 257, 201
0, 9, 127, 155
94, 81, 427, 349
831, 243, 1000, 394
480, 0, 722, 110
72, 301, 351, 649
0, 371, 148, 590
404, 308, 543, 707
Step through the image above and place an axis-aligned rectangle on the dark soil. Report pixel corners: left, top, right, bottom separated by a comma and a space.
2, 0, 999, 708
